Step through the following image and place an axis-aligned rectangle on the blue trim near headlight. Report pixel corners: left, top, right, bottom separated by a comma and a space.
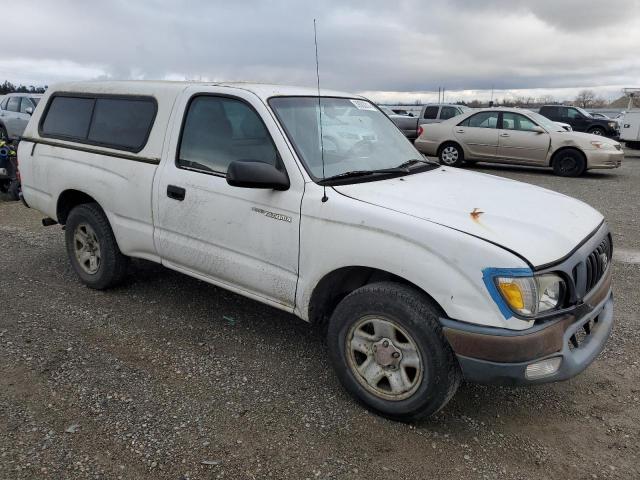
482, 267, 533, 320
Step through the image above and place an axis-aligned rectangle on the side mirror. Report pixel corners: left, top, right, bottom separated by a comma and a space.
531, 126, 545, 134
226, 160, 290, 191
25, 107, 33, 115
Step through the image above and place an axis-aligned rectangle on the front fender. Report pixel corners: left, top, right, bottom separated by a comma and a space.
296, 183, 534, 331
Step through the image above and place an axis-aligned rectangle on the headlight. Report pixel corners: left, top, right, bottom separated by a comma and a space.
493, 273, 566, 317
608, 122, 617, 129
590, 141, 615, 150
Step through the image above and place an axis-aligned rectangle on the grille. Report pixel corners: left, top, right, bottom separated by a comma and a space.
584, 236, 612, 294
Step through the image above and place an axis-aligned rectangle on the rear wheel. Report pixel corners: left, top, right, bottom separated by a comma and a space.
65, 203, 129, 289
327, 282, 461, 421
438, 142, 464, 167
552, 149, 586, 177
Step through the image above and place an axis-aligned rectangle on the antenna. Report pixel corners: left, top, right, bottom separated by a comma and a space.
314, 19, 328, 203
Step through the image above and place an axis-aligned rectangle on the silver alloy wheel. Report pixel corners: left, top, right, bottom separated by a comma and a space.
441, 146, 459, 165
346, 315, 423, 401
74, 223, 101, 275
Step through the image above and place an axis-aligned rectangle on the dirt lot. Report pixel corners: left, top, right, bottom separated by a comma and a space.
1, 159, 639, 480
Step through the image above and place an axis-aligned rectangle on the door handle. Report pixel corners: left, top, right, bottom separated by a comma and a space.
499, 132, 510, 137
455, 129, 465, 133
167, 185, 186, 201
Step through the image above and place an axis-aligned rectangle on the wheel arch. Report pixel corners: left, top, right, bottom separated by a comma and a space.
308, 266, 447, 330
56, 189, 99, 225
437, 140, 464, 158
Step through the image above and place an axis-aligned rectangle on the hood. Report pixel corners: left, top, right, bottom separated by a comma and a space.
333, 167, 603, 267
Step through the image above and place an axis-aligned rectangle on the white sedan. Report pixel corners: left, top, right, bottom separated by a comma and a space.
414, 108, 623, 176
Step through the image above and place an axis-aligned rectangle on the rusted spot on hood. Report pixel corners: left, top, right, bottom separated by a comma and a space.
470, 208, 484, 222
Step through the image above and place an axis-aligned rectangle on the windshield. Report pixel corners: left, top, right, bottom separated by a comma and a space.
527, 111, 565, 132
269, 97, 423, 180
30, 97, 40, 106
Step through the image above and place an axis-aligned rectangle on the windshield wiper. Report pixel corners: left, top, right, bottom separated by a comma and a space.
318, 166, 410, 184
396, 158, 438, 168
318, 158, 440, 184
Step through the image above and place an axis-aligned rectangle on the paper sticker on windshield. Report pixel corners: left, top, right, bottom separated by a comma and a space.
350, 99, 376, 111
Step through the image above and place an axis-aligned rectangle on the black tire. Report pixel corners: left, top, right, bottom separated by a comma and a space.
65, 203, 129, 289
0, 124, 7, 141
438, 142, 464, 167
327, 282, 461, 421
552, 149, 586, 177
7, 179, 20, 201
588, 127, 605, 136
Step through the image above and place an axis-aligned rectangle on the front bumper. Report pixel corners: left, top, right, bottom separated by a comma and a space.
442, 266, 613, 386
586, 149, 624, 169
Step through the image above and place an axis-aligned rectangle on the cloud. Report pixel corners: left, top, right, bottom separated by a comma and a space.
3, 0, 640, 101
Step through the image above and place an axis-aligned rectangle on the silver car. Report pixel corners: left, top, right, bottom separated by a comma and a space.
0, 93, 43, 140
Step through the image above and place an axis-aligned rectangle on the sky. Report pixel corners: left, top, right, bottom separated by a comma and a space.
3, 0, 640, 103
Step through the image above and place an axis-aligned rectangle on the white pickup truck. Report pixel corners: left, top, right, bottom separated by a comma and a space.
18, 81, 614, 420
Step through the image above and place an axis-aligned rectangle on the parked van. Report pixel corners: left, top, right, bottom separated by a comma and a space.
19, 81, 614, 420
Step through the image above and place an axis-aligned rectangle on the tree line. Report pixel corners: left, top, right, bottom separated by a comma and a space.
0, 81, 47, 95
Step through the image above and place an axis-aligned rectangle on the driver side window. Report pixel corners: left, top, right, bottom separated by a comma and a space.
19, 97, 33, 114
567, 108, 582, 119
502, 112, 538, 131
178, 95, 279, 175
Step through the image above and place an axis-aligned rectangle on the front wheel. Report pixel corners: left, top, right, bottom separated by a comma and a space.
327, 282, 461, 421
65, 203, 129, 289
438, 143, 464, 167
552, 149, 586, 177
588, 127, 605, 136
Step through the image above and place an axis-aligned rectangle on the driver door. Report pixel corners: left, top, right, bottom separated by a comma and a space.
497, 112, 550, 164
153, 87, 304, 310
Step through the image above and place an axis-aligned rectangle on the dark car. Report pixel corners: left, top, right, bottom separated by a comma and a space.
539, 105, 619, 138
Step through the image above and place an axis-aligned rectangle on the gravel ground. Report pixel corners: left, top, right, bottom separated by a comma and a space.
1, 159, 639, 480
